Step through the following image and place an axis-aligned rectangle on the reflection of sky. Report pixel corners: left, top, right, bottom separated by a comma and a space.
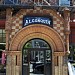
59, 0, 70, 6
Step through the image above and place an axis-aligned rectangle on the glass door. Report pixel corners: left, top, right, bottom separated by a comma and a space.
45, 50, 52, 75
22, 49, 52, 75
29, 50, 44, 75
22, 39, 52, 75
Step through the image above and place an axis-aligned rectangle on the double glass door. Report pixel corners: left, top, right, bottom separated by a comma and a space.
22, 48, 52, 75
22, 39, 52, 75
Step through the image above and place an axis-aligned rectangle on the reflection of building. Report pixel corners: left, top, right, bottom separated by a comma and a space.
0, 0, 75, 75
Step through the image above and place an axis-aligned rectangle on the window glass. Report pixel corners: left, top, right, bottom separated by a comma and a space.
3, 30, 5, 33
3, 37, 6, 43
0, 37, 2, 42
0, 30, 2, 33
0, 29, 6, 71
0, 29, 6, 43
24, 39, 49, 48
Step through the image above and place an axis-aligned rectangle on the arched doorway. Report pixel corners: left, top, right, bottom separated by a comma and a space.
22, 39, 52, 75
9, 24, 65, 75
10, 24, 64, 52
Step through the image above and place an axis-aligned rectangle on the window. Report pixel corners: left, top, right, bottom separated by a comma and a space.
59, 0, 70, 6
0, 29, 6, 43
0, 29, 6, 50
0, 29, 6, 72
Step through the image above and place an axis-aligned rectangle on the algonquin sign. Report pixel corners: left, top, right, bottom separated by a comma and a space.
23, 16, 53, 27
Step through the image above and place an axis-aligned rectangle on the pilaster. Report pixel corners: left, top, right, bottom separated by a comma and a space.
63, 7, 70, 54
54, 52, 68, 75
6, 51, 21, 75
5, 8, 12, 50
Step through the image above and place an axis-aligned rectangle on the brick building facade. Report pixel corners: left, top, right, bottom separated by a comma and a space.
4, 7, 70, 75
0, 0, 73, 75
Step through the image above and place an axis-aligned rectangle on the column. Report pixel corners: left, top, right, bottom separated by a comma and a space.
6, 54, 12, 75
54, 52, 65, 75
58, 56, 63, 75
5, 8, 12, 75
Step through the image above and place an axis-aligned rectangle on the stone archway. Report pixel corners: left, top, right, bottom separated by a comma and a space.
9, 24, 65, 52
8, 24, 65, 75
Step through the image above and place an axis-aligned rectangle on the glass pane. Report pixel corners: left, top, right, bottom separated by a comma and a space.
46, 50, 51, 63
3, 34, 6, 37
0, 29, 6, 43
0, 30, 2, 33
45, 50, 51, 75
0, 34, 2, 36
23, 49, 28, 63
22, 49, 29, 75
0, 44, 5, 50
3, 30, 5, 33
3, 37, 6, 43
0, 36, 2, 43
29, 51, 44, 74
24, 39, 49, 48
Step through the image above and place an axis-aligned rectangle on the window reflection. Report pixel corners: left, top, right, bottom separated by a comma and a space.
0, 29, 6, 43
23, 49, 28, 63
46, 50, 51, 63
24, 39, 49, 48
22, 39, 52, 75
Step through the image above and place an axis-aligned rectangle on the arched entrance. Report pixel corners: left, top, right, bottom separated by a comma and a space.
22, 39, 52, 75
10, 24, 64, 52
9, 24, 65, 75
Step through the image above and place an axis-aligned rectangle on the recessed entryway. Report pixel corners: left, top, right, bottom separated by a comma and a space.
22, 39, 52, 75
9, 25, 65, 75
